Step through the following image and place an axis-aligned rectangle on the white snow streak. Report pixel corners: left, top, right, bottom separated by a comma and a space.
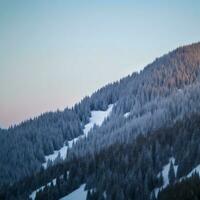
67, 104, 114, 144
42, 104, 114, 169
83, 104, 114, 137
60, 184, 87, 200
42, 145, 69, 168
179, 164, 200, 181
153, 159, 200, 198
153, 157, 178, 197
30, 178, 56, 200
187, 164, 200, 178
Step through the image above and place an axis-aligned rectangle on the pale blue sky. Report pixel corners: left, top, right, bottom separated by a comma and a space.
0, 0, 200, 128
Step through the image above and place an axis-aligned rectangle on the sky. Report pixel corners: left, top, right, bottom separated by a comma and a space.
0, 0, 200, 128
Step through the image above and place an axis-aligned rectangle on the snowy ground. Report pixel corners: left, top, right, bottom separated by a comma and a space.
42, 145, 69, 168
83, 104, 113, 137
60, 184, 87, 200
153, 157, 178, 197
42, 104, 114, 168
30, 178, 56, 200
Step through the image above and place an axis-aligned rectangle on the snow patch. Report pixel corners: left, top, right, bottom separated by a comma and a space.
42, 104, 114, 169
66, 104, 114, 146
83, 104, 113, 137
153, 161, 200, 198
176, 164, 200, 183
179, 164, 200, 181
30, 178, 56, 200
187, 164, 200, 178
153, 157, 178, 198
60, 184, 87, 200
124, 112, 130, 118
42, 145, 68, 169
160, 157, 177, 188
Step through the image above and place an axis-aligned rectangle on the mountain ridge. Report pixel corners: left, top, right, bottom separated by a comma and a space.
5, 42, 200, 129
1, 42, 200, 199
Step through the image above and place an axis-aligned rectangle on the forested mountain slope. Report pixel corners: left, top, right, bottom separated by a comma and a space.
0, 109, 83, 186
68, 42, 200, 159
1, 42, 200, 200
3, 113, 200, 200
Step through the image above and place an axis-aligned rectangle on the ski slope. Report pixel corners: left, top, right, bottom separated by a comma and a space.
42, 104, 114, 168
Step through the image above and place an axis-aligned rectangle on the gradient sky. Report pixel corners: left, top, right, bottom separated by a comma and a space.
0, 0, 200, 128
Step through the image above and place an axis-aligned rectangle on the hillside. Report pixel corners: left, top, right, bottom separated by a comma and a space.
1, 42, 200, 200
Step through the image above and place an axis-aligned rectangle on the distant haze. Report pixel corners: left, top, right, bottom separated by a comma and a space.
0, 0, 200, 128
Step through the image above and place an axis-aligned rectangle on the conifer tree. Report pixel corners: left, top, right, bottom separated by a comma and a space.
168, 161, 175, 185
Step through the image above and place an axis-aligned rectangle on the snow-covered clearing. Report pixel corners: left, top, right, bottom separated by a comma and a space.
83, 104, 113, 137
42, 104, 114, 168
153, 157, 178, 197
60, 184, 87, 200
30, 178, 56, 200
